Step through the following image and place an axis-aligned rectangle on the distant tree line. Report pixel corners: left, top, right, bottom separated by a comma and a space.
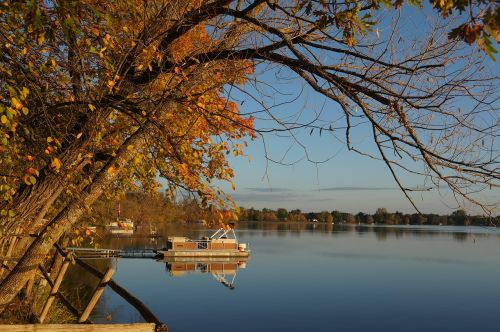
85, 193, 212, 226
238, 207, 498, 226
84, 193, 497, 227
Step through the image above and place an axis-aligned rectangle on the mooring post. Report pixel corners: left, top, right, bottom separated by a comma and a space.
25, 274, 35, 298
39, 259, 70, 323
37, 264, 83, 321
79, 267, 115, 323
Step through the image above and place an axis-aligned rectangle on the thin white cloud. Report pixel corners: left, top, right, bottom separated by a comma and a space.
245, 187, 295, 193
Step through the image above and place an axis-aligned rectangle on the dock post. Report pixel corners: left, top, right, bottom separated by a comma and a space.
39, 259, 70, 323
25, 274, 35, 298
79, 267, 115, 323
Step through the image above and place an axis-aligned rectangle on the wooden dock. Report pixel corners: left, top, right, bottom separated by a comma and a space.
65, 247, 250, 259
0, 323, 156, 332
65, 247, 158, 259
23, 244, 168, 331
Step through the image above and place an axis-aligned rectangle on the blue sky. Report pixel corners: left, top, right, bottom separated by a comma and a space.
222, 104, 499, 214
214, 6, 499, 215
225, 138, 499, 214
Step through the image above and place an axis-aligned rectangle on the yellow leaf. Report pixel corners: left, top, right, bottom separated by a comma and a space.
88, 104, 96, 112
1, 115, 6, 124
37, 33, 45, 45
47, 136, 53, 143
233, 213, 239, 222
21, 87, 29, 99
11, 97, 23, 110
50, 158, 61, 171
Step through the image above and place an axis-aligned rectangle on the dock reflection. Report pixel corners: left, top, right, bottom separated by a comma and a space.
162, 256, 249, 290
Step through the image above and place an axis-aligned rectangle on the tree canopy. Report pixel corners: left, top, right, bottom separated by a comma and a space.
0, 0, 498, 308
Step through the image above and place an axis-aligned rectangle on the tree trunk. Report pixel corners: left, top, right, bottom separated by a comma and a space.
1, 102, 112, 237
1, 141, 90, 236
0, 122, 153, 310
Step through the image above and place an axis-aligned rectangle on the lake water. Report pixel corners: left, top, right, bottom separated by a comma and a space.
81, 223, 500, 332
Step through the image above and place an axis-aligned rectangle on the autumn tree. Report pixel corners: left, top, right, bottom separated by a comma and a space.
0, 0, 256, 307
0, 0, 498, 309
319, 211, 333, 223
277, 208, 289, 220
289, 209, 307, 222
451, 209, 469, 225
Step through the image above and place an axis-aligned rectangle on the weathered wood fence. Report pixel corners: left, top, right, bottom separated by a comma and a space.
0, 240, 166, 332
0, 323, 156, 332
51, 244, 166, 330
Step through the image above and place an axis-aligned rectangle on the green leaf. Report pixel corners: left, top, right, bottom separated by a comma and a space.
34, 7, 42, 27
483, 35, 497, 61
6, 108, 14, 119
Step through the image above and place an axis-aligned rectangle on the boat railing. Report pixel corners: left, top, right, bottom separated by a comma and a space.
197, 240, 209, 249
174, 238, 237, 249
178, 238, 211, 249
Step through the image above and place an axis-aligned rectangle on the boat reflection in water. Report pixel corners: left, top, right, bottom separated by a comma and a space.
163, 256, 249, 290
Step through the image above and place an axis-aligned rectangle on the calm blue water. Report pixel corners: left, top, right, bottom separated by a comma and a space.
88, 224, 500, 332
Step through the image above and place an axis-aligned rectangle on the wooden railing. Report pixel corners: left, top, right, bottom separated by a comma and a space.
0, 234, 167, 331
8, 244, 167, 332
30, 244, 167, 331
